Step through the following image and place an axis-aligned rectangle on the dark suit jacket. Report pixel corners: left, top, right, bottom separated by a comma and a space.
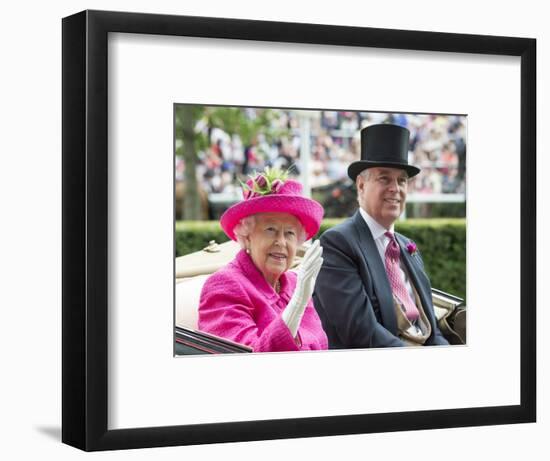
313, 211, 448, 348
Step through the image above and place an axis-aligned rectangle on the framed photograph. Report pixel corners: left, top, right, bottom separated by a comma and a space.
173, 103, 468, 353
62, 10, 536, 451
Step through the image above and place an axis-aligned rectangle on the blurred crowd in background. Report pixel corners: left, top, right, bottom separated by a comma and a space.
175, 107, 466, 219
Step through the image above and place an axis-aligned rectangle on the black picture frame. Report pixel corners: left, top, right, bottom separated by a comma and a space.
62, 9, 536, 451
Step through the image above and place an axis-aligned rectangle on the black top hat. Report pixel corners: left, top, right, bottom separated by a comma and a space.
347, 123, 420, 181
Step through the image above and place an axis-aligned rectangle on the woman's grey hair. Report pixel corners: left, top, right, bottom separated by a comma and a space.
293, 222, 307, 245
234, 215, 257, 249
233, 214, 307, 249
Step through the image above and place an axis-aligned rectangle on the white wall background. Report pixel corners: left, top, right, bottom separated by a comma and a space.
0, 0, 547, 459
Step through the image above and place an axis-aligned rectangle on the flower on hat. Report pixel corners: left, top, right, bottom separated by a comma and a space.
255, 174, 268, 188
271, 178, 284, 193
242, 187, 255, 200
242, 178, 261, 199
406, 241, 417, 255
221, 165, 323, 242
240, 166, 290, 199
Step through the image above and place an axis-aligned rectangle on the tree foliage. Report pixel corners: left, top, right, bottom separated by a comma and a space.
174, 105, 289, 219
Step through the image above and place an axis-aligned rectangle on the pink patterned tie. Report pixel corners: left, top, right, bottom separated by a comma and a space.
384, 231, 420, 322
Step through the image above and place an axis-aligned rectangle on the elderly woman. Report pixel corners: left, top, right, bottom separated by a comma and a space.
198, 168, 328, 352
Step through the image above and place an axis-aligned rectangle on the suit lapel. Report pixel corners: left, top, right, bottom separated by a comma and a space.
395, 233, 435, 325
352, 212, 398, 335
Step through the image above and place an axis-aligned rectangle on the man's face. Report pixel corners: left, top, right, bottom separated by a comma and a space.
357, 167, 409, 229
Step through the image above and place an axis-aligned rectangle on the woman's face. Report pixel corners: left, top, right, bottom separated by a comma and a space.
246, 212, 301, 286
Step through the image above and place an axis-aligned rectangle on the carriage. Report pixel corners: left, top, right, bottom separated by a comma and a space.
175, 240, 465, 355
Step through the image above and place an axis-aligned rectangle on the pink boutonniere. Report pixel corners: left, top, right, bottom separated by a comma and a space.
406, 242, 417, 255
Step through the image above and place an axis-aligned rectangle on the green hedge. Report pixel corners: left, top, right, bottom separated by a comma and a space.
175, 221, 231, 257
396, 219, 465, 301
176, 218, 466, 300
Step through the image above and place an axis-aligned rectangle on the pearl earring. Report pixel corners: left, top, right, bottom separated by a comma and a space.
246, 248, 250, 254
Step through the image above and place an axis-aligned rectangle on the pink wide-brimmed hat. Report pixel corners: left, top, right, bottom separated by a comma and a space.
220, 173, 324, 241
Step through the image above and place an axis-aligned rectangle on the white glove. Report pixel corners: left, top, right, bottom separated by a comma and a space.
282, 239, 323, 338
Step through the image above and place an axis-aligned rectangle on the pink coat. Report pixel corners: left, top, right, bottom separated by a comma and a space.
198, 249, 328, 352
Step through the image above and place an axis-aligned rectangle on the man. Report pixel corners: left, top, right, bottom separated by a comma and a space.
313, 123, 449, 348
